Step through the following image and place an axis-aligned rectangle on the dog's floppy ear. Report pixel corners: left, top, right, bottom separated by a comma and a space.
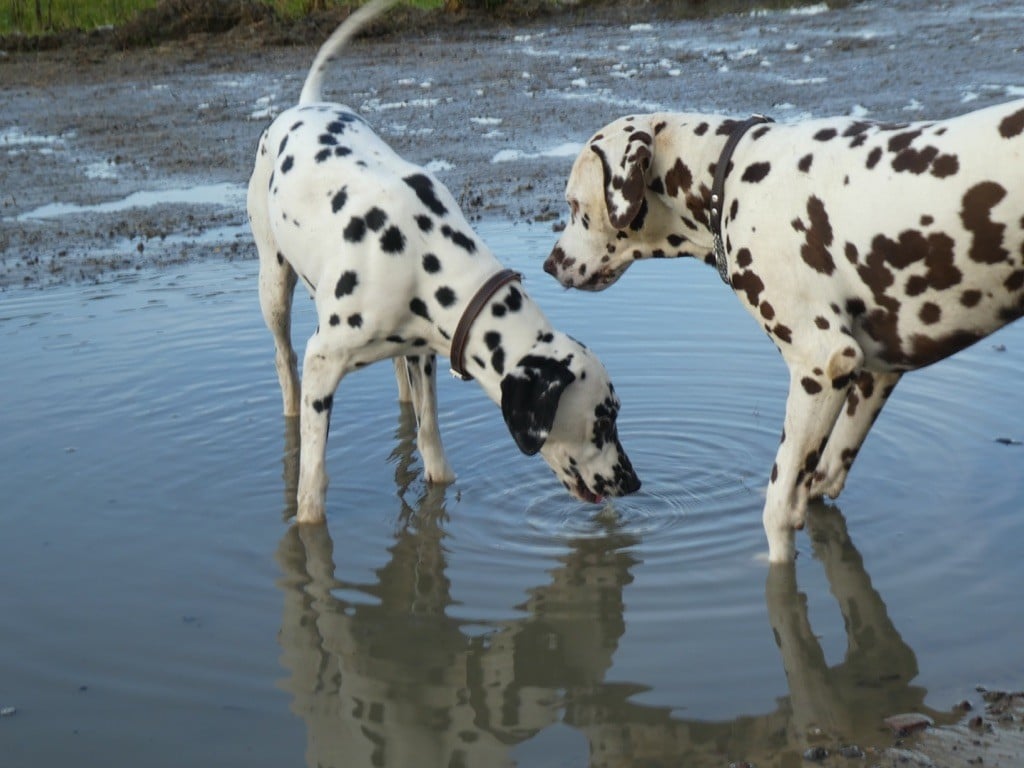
591, 127, 653, 230
500, 355, 577, 456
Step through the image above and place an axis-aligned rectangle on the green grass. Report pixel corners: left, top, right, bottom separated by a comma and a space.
0, 0, 441, 37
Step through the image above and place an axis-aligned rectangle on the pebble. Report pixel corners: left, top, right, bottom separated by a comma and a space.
802, 746, 829, 761
1, 706, 16, 717
884, 712, 934, 737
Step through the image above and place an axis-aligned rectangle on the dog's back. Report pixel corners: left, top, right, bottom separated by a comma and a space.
723, 98, 1024, 370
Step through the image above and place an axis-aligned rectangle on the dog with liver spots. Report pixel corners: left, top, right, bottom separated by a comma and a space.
248, 0, 639, 523
544, 100, 1024, 561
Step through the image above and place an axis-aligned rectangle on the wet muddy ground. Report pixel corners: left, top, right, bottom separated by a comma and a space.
2, 0, 1023, 288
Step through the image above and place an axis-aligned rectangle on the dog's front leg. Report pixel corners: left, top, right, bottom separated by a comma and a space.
296, 334, 348, 524
403, 354, 455, 484
763, 345, 863, 561
808, 370, 901, 502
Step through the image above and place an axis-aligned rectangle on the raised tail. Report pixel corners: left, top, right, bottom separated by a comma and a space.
298, 0, 399, 106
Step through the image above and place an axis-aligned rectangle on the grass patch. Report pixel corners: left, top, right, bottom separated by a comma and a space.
0, 0, 440, 36
0, 0, 846, 41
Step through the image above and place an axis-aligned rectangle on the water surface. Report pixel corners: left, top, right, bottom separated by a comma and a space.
2, 222, 1022, 767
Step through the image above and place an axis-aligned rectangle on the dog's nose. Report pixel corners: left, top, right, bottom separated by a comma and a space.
544, 246, 566, 277
622, 471, 641, 496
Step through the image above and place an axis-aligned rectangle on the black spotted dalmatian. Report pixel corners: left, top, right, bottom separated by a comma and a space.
247, 0, 639, 523
544, 99, 1024, 562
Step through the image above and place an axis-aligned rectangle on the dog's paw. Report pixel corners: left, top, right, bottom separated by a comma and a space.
295, 495, 327, 524
424, 465, 456, 485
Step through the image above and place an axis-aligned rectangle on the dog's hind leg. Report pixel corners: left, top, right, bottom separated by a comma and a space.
403, 354, 455, 484
250, 132, 301, 417
258, 254, 301, 416
393, 357, 413, 403
763, 341, 865, 562
808, 370, 901, 502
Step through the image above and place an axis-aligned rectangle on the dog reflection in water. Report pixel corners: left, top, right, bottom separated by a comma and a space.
273, 409, 947, 765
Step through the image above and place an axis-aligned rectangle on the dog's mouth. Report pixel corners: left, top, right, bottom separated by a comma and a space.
574, 484, 604, 504
567, 467, 605, 504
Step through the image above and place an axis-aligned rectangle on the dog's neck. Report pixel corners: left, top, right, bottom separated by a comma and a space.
644, 116, 741, 267
442, 270, 555, 404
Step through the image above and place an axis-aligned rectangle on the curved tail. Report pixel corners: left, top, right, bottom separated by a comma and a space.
298, 0, 399, 106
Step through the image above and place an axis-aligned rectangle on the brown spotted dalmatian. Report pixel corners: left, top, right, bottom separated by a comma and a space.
544, 99, 1024, 562
247, 0, 639, 523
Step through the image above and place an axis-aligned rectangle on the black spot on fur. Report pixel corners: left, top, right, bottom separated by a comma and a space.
435, 286, 456, 307
410, 298, 430, 320
331, 188, 347, 213
422, 254, 441, 273
403, 173, 448, 216
365, 207, 387, 231
344, 217, 366, 243
380, 226, 406, 254
335, 270, 358, 298
441, 225, 477, 253
415, 214, 433, 233
347, 313, 363, 328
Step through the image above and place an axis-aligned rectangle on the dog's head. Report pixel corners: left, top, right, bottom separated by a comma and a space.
544, 114, 715, 290
499, 332, 640, 502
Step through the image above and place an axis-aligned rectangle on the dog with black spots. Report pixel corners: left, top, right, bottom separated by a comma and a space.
248, 0, 639, 523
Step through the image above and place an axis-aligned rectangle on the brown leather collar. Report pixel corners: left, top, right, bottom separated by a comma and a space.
449, 268, 523, 381
709, 114, 773, 284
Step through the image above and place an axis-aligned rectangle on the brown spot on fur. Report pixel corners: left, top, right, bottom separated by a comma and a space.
919, 302, 941, 324
961, 182, 1009, 264
999, 107, 1024, 138
801, 377, 823, 394
731, 269, 766, 307
961, 289, 982, 307
741, 162, 771, 183
932, 153, 959, 177
799, 196, 835, 274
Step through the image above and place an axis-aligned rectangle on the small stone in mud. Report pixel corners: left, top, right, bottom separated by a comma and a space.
884, 712, 934, 737
838, 744, 864, 758
801, 745, 829, 761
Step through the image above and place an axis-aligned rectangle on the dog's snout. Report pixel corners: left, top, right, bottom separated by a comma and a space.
543, 247, 563, 277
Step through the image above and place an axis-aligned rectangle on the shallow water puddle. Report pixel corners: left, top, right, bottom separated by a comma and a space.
1, 221, 1022, 766
16, 181, 245, 221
